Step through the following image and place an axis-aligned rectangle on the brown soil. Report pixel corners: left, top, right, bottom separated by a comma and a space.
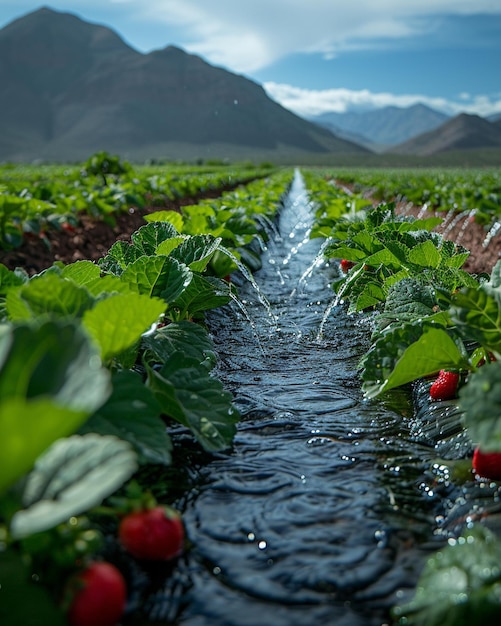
0, 189, 229, 276
0, 188, 500, 277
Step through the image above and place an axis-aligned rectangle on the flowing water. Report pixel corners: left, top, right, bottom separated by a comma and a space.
136, 172, 470, 625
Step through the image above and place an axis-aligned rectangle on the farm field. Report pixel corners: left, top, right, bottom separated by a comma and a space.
1, 157, 501, 625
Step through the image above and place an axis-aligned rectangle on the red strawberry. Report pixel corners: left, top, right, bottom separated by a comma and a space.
429, 370, 459, 400
472, 447, 501, 481
66, 561, 126, 626
119, 506, 184, 561
340, 259, 356, 273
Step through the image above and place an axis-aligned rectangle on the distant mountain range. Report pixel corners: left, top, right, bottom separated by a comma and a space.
387, 113, 501, 156
309, 104, 449, 151
0, 7, 368, 162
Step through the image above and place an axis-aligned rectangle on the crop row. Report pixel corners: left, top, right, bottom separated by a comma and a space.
326, 166, 501, 226
304, 169, 501, 625
0, 151, 276, 251
0, 167, 293, 625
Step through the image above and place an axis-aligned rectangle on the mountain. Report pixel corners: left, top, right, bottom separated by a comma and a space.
309, 104, 449, 150
388, 113, 501, 155
0, 7, 369, 162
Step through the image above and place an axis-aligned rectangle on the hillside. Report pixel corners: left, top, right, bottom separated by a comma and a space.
309, 104, 449, 149
388, 113, 501, 156
0, 7, 369, 163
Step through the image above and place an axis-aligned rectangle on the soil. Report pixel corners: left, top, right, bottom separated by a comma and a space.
0, 186, 499, 277
0, 189, 229, 276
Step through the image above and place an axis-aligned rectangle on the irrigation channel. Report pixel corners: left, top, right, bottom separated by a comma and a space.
133, 171, 498, 625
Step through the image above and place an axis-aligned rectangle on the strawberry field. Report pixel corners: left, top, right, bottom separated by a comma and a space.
1, 156, 501, 625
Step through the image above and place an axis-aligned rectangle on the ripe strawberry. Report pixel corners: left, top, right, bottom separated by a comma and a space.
429, 370, 459, 400
66, 561, 126, 626
118, 506, 184, 561
340, 259, 356, 273
472, 447, 501, 481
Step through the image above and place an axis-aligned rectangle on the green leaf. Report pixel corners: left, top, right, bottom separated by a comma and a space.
406, 239, 442, 268
144, 211, 185, 232
82, 293, 166, 362
120, 255, 192, 303
375, 278, 438, 331
6, 273, 95, 320
99, 240, 143, 274
393, 525, 501, 626
0, 321, 110, 494
10, 434, 137, 539
130, 221, 179, 255
60, 260, 101, 285
169, 274, 231, 319
143, 320, 217, 368
82, 371, 172, 465
361, 324, 468, 398
449, 286, 501, 353
459, 361, 501, 452
146, 353, 239, 451
167, 234, 223, 272
0, 263, 28, 295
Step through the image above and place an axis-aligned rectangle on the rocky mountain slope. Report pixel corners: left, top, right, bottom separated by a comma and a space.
0, 7, 369, 163
388, 113, 501, 155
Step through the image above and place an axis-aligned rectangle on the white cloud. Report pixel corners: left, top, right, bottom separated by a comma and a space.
132, 0, 501, 72
263, 82, 501, 118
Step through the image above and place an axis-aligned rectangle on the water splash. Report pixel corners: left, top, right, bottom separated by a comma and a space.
455, 209, 478, 245
219, 245, 278, 325
482, 219, 501, 249
291, 237, 331, 298
442, 209, 471, 238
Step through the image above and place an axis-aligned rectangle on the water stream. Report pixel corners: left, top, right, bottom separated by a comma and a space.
141, 172, 454, 625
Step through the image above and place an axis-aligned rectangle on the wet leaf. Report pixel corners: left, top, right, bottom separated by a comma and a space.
11, 434, 137, 538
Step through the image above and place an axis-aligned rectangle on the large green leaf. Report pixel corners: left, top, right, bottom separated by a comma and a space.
6, 273, 95, 321
82, 292, 166, 362
361, 324, 468, 398
0, 321, 110, 494
82, 371, 172, 466
449, 286, 501, 353
459, 361, 501, 452
166, 234, 223, 272
10, 434, 137, 539
143, 320, 217, 369
99, 240, 144, 274
393, 525, 501, 626
169, 274, 231, 319
146, 353, 239, 452
406, 239, 442, 268
120, 255, 192, 303
130, 221, 179, 255
60, 260, 101, 285
144, 211, 185, 232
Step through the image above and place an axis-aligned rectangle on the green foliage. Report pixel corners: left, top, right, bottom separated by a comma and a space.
393, 525, 501, 626
10, 434, 137, 539
146, 352, 239, 452
459, 361, 501, 452
0, 320, 111, 494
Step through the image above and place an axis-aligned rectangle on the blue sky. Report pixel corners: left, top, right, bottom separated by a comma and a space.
1, 1, 500, 118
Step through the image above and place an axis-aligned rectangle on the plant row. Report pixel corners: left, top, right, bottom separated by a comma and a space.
0, 168, 293, 625
326, 166, 501, 226
0, 151, 276, 251
304, 169, 501, 626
